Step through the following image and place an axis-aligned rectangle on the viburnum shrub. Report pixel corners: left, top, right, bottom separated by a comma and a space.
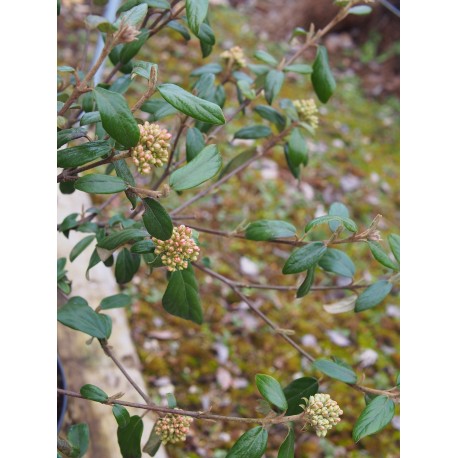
57, 0, 399, 456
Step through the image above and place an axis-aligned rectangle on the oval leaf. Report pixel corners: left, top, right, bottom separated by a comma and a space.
318, 248, 355, 278
388, 234, 400, 264
157, 83, 225, 125
234, 125, 272, 140
117, 415, 144, 458
142, 198, 173, 240
186, 127, 206, 162
296, 265, 316, 298
368, 241, 399, 270
186, 0, 208, 35
305, 215, 358, 233
312, 359, 357, 384
67, 423, 90, 458
169, 144, 222, 191
70, 235, 96, 262
265, 70, 284, 105
353, 396, 395, 442
355, 280, 393, 312
227, 426, 268, 458
57, 127, 88, 149
94, 87, 140, 147
115, 248, 141, 284
80, 384, 109, 402
328, 202, 350, 232
253, 105, 286, 131
57, 140, 112, 169
130, 239, 155, 254
113, 404, 130, 428
287, 128, 308, 167
74, 174, 127, 194
255, 374, 288, 411
311, 45, 336, 103
277, 428, 295, 458
253, 50, 278, 66
283, 64, 313, 74
283, 377, 319, 415
97, 228, 148, 250
246, 220, 296, 241
100, 293, 132, 310
282, 242, 327, 275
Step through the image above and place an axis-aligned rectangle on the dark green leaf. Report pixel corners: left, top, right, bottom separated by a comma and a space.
80, 111, 101, 126
113, 405, 130, 428
312, 359, 357, 384
98, 228, 148, 250
60, 181, 76, 195
227, 426, 268, 458
115, 248, 141, 284
70, 236, 96, 262
119, 30, 149, 64
67, 423, 89, 458
117, 415, 144, 458
284, 144, 300, 179
311, 46, 336, 103
131, 61, 157, 82
296, 265, 316, 298
305, 215, 358, 233
186, 0, 208, 35
318, 248, 355, 278
255, 374, 288, 411
264, 70, 284, 105
142, 198, 173, 240
57, 128, 88, 149
57, 258, 67, 278
348, 5, 372, 15
94, 87, 140, 147
186, 127, 206, 162
80, 384, 108, 402
191, 63, 223, 76
142, 426, 162, 456
141, 98, 178, 120
388, 234, 400, 264
57, 297, 111, 339
131, 239, 155, 253
170, 144, 221, 191
113, 159, 137, 209
110, 74, 133, 94
59, 213, 79, 234
219, 148, 257, 178
368, 241, 399, 270
75, 174, 127, 194
246, 220, 296, 241
157, 84, 225, 125
100, 293, 132, 310
283, 64, 313, 74
277, 428, 295, 458
197, 22, 215, 45
234, 125, 272, 140
287, 128, 308, 167
328, 202, 350, 232
57, 140, 111, 168
353, 396, 395, 442
86, 249, 101, 280
283, 377, 319, 415
115, 3, 148, 27
167, 20, 191, 40
162, 265, 203, 324
355, 280, 393, 312
253, 105, 286, 131
253, 50, 278, 66
282, 242, 327, 275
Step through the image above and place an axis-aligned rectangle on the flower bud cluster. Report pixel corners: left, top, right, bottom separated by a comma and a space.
152, 225, 200, 271
293, 99, 319, 129
154, 410, 193, 445
301, 394, 343, 437
132, 122, 172, 174
220, 46, 247, 68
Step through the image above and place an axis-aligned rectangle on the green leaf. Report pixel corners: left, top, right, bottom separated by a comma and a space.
167, 20, 191, 40
130, 239, 155, 253
57, 140, 111, 168
86, 249, 101, 279
312, 359, 357, 384
75, 174, 127, 194
253, 105, 286, 131
142, 426, 162, 456
255, 374, 288, 411
113, 405, 130, 428
67, 423, 90, 458
117, 415, 144, 458
115, 3, 148, 27
146, 0, 171, 8
162, 265, 203, 324
80, 384, 109, 402
328, 202, 350, 232
70, 236, 96, 262
100, 293, 132, 310
287, 128, 308, 167
80, 111, 101, 126
353, 396, 395, 442
227, 426, 268, 458
197, 22, 215, 45
355, 280, 393, 312
170, 144, 221, 191
98, 228, 148, 250
318, 248, 355, 278
264, 70, 284, 105
131, 61, 157, 82
283, 377, 319, 415
368, 241, 399, 270
60, 181, 76, 195
283, 64, 313, 74
234, 125, 272, 140
282, 242, 327, 275
141, 98, 178, 120
296, 265, 316, 298
115, 248, 141, 284
277, 428, 295, 458
311, 46, 336, 103
59, 213, 79, 235
157, 84, 225, 125
305, 215, 358, 233
185, 0, 208, 35
166, 393, 177, 408
388, 234, 400, 264
246, 220, 296, 241
57, 127, 88, 149
57, 297, 111, 339
142, 198, 173, 240
85, 14, 118, 32
119, 30, 149, 64
253, 50, 278, 66
349, 5, 372, 15
186, 127, 205, 162
283, 144, 300, 179
93, 87, 140, 147
191, 63, 223, 76
113, 159, 137, 209
219, 148, 257, 178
